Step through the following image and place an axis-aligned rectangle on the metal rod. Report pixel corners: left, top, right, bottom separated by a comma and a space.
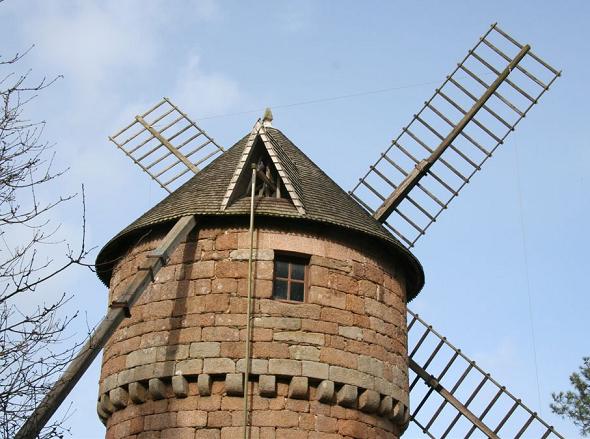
437, 90, 499, 147
447, 76, 515, 130
493, 400, 520, 434
470, 50, 537, 103
459, 64, 525, 116
404, 128, 470, 183
383, 222, 414, 248
464, 387, 503, 438
15, 216, 198, 439
424, 104, 483, 168
242, 165, 257, 439
407, 309, 565, 438
409, 359, 500, 439
372, 44, 530, 223
481, 38, 548, 89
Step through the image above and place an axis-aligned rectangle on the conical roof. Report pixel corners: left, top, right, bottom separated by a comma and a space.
96, 122, 424, 298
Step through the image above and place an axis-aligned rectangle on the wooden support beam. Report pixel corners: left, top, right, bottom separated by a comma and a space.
15, 215, 198, 439
373, 44, 531, 223
409, 358, 499, 439
135, 115, 200, 175
257, 169, 276, 192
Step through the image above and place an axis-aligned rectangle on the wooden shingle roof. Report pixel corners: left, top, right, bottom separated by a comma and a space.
96, 124, 424, 298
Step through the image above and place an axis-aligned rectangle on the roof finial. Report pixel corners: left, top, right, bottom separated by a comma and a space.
262, 107, 273, 127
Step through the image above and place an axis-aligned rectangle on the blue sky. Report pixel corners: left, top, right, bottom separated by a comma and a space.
1, 1, 588, 438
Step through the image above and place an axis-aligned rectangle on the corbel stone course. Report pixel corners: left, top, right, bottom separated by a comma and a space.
258, 375, 276, 397
288, 376, 309, 399
316, 380, 335, 403
129, 381, 147, 404
149, 378, 166, 400
198, 374, 212, 396
358, 389, 380, 413
337, 384, 358, 408
109, 387, 129, 409
172, 375, 188, 398
225, 373, 244, 396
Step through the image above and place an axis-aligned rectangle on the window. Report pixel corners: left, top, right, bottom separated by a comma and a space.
272, 255, 307, 302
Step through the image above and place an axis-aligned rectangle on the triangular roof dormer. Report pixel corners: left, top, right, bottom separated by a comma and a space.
220, 114, 305, 214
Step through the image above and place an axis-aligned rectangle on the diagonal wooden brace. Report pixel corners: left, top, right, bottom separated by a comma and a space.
409, 358, 499, 439
15, 215, 197, 439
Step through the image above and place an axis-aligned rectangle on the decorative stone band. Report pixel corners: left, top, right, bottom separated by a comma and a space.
100, 356, 407, 406
98, 370, 409, 430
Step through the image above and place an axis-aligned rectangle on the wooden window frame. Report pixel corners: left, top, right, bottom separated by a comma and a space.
272, 254, 308, 303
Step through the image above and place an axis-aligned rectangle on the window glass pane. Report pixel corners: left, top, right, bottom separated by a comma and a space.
275, 260, 289, 278
290, 282, 304, 302
273, 279, 288, 299
291, 263, 305, 280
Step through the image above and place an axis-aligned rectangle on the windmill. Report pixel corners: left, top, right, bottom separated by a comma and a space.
16, 23, 562, 439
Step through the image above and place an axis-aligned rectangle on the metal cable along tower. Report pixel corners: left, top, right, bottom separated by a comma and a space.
17, 23, 561, 439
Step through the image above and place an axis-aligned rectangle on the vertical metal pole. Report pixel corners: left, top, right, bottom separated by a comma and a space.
243, 164, 257, 439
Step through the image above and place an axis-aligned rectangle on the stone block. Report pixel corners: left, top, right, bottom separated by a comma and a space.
102, 373, 119, 393
100, 393, 115, 415
225, 373, 244, 396
302, 361, 329, 380
288, 376, 308, 399
337, 384, 358, 408
172, 375, 188, 398
268, 359, 301, 376
316, 380, 334, 403
358, 355, 384, 378
153, 361, 175, 378
230, 249, 274, 261
236, 358, 268, 375
273, 331, 325, 345
358, 389, 380, 413
129, 381, 147, 404
374, 377, 393, 396
126, 347, 157, 367
338, 326, 363, 341
329, 366, 374, 389
132, 364, 156, 382
391, 400, 406, 423
149, 378, 166, 400
96, 401, 108, 425
258, 375, 276, 397
308, 285, 347, 310
109, 387, 128, 409
309, 255, 351, 272
156, 344, 189, 362
175, 358, 203, 376
253, 316, 301, 330
198, 374, 212, 396
203, 357, 235, 374
289, 345, 320, 361
117, 369, 133, 387
379, 395, 393, 416
190, 342, 221, 358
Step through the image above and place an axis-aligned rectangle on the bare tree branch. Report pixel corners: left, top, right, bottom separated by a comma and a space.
0, 49, 90, 438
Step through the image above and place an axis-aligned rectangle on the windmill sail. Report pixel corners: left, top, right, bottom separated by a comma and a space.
407, 310, 563, 439
349, 23, 560, 248
109, 97, 225, 193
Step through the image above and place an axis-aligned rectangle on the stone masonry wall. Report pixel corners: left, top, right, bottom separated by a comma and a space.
98, 220, 409, 439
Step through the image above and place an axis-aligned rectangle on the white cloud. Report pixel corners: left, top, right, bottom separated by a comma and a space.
169, 55, 242, 117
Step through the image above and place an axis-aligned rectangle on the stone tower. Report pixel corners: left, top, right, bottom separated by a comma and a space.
95, 116, 424, 439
